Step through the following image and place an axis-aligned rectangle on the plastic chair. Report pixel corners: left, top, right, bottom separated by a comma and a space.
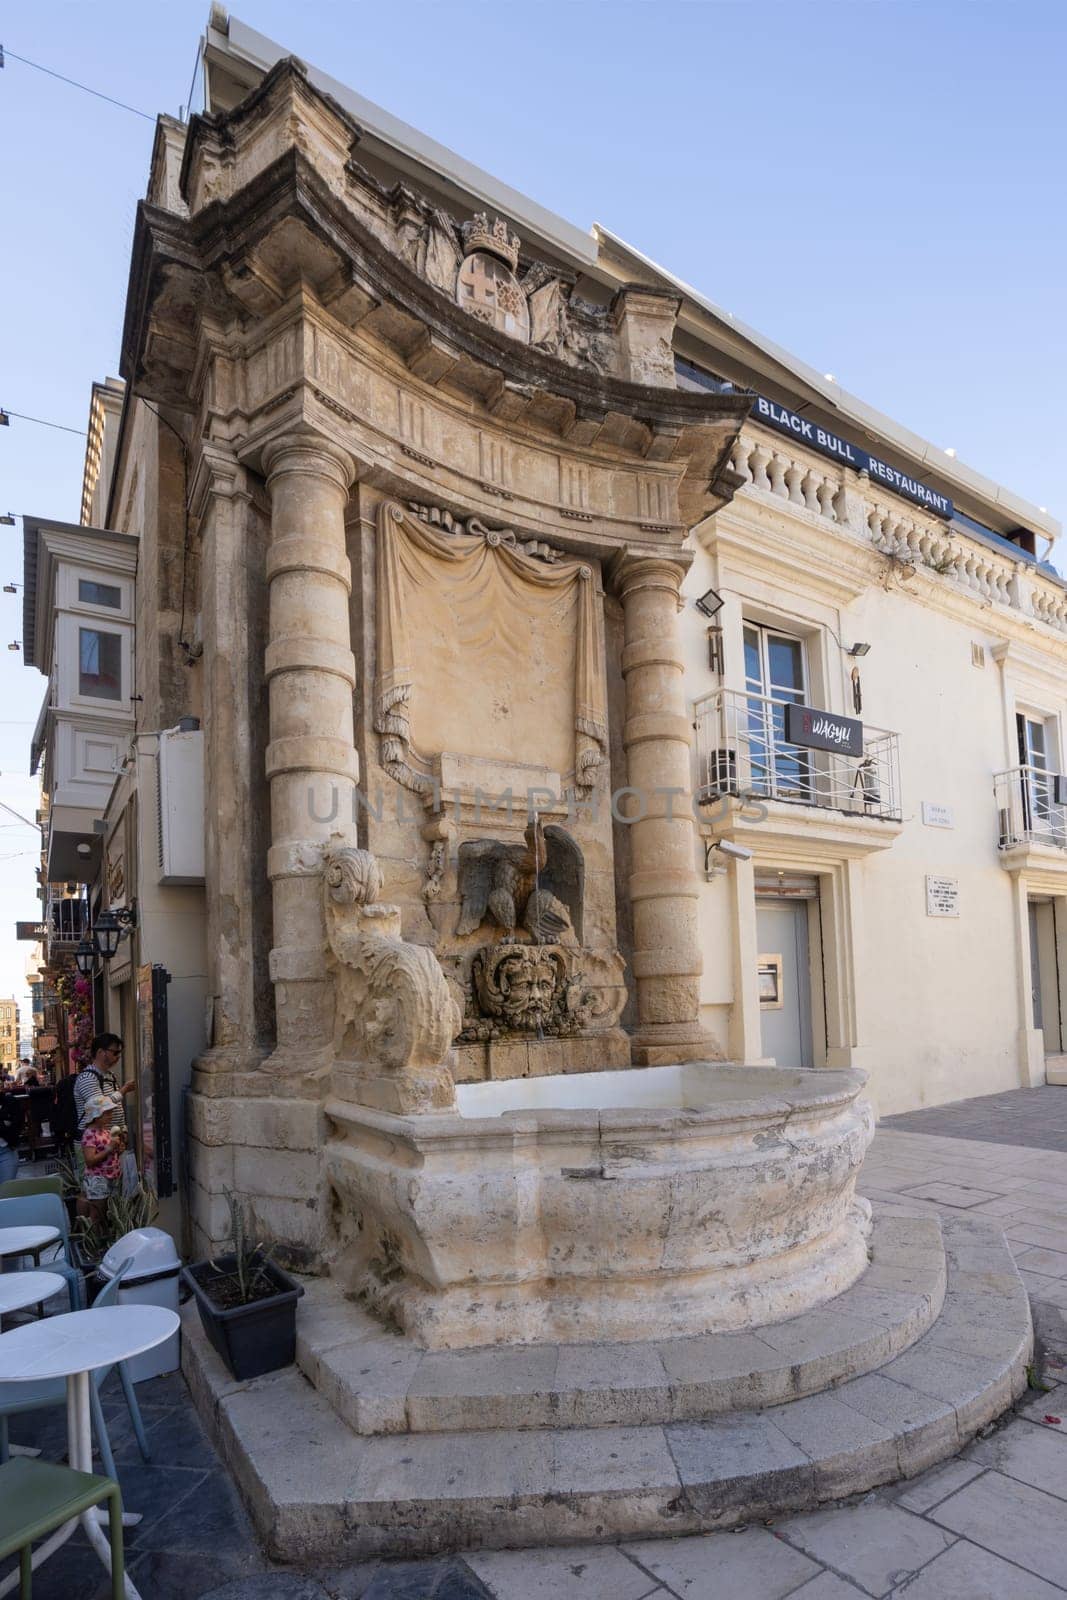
0, 1195, 83, 1310
0, 1178, 64, 1201
0, 1262, 151, 1480
0, 1456, 124, 1599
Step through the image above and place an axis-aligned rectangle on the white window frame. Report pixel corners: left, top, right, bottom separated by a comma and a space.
55, 613, 134, 717
742, 621, 812, 800
57, 563, 134, 624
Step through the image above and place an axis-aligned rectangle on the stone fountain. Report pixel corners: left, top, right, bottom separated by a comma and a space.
123, 53, 1031, 1560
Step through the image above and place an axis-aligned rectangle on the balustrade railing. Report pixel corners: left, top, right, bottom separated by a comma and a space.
995, 765, 1067, 851
693, 688, 902, 824
727, 428, 1065, 635
47, 894, 89, 946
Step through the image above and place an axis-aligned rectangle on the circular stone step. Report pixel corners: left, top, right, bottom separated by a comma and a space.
295, 1210, 946, 1434
181, 1211, 1032, 1563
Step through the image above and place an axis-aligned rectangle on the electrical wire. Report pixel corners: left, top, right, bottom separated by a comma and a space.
1, 47, 155, 122
0, 800, 41, 831
0, 410, 84, 437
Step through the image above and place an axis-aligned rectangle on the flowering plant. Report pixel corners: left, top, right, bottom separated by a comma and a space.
55, 968, 94, 1068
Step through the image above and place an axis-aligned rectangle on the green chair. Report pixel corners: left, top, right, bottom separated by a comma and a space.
0, 1178, 64, 1201
0, 1456, 124, 1599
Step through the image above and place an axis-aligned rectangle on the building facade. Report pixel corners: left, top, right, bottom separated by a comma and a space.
21, 9, 1062, 1259
0, 999, 20, 1075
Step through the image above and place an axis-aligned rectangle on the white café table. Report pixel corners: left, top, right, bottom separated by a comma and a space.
0, 1225, 60, 1267
0, 1303, 180, 1600
0, 1272, 70, 1461
0, 1270, 67, 1317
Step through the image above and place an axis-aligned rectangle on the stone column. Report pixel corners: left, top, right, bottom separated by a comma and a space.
614, 554, 716, 1064
191, 445, 260, 1076
262, 432, 358, 1073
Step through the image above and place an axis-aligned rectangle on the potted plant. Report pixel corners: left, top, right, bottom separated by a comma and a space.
72, 1184, 159, 1274
182, 1193, 305, 1380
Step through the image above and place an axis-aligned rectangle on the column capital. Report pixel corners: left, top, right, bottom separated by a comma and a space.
608, 550, 689, 605
261, 431, 356, 495
189, 441, 252, 521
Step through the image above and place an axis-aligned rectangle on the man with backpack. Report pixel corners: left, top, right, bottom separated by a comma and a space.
73, 1035, 136, 1131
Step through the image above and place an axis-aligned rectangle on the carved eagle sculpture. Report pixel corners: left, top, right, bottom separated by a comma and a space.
456, 819, 582, 946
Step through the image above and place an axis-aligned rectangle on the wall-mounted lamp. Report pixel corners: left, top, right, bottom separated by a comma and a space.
3, 584, 17, 594
7, 641, 20, 652
0, 515, 16, 528
92, 902, 137, 962
695, 587, 725, 619
74, 938, 95, 978
846, 641, 871, 658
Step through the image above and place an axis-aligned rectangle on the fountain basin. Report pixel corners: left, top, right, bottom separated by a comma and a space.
325, 1062, 874, 1349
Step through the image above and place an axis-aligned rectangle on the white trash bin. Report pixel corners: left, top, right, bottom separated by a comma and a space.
98, 1227, 182, 1382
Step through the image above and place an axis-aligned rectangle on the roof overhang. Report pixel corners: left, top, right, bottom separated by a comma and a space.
203, 12, 598, 275
595, 226, 1059, 550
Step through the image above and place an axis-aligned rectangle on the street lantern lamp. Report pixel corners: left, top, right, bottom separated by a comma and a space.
74, 938, 95, 978
91, 909, 122, 962
91, 903, 137, 962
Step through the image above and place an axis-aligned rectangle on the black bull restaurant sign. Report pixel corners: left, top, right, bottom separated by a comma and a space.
754, 396, 954, 520
785, 703, 864, 758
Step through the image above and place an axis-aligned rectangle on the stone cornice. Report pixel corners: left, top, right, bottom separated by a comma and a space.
122, 135, 751, 536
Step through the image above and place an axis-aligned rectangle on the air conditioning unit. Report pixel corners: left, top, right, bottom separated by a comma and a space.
157, 726, 205, 885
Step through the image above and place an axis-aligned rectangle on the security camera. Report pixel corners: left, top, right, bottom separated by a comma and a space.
713, 839, 753, 861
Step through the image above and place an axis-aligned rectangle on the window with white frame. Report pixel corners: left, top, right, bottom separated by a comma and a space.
78, 578, 122, 609
1016, 710, 1060, 833
78, 626, 123, 701
742, 622, 812, 800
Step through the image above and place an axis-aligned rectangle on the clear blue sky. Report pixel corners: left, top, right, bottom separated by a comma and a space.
1, 0, 1064, 1014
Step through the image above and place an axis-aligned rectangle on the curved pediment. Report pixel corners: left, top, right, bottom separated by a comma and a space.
122, 59, 750, 543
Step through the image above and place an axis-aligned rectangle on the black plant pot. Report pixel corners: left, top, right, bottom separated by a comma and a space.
182, 1254, 305, 1380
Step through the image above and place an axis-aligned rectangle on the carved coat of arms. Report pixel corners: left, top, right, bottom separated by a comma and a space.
456, 215, 530, 343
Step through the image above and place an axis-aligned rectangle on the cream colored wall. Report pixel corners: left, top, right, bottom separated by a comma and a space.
682, 483, 1067, 1116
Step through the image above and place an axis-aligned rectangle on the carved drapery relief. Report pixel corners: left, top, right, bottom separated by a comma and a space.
324, 840, 458, 1112
374, 501, 607, 799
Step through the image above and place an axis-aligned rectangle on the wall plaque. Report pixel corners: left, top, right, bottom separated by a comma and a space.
921, 802, 954, 829
926, 875, 960, 918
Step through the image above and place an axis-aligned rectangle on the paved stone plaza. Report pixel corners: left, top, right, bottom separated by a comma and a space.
6, 1093, 1067, 1599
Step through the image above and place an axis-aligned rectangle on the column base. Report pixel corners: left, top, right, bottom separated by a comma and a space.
630, 1022, 724, 1067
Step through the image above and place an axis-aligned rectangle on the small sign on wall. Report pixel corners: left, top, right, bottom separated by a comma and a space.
926, 875, 960, 917
922, 802, 954, 829
783, 702, 864, 757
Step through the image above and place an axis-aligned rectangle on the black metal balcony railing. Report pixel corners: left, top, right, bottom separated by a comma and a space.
693, 688, 903, 824
48, 896, 89, 945
996, 765, 1067, 850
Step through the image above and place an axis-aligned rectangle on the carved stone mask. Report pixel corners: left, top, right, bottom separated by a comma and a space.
475, 945, 565, 1031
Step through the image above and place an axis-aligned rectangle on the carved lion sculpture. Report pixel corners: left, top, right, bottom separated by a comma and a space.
323, 842, 459, 1112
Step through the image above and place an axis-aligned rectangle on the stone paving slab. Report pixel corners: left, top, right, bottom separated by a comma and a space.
298, 1212, 945, 1436
881, 1083, 1067, 1151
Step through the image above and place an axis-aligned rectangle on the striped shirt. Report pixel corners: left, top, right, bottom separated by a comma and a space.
73, 1066, 127, 1131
